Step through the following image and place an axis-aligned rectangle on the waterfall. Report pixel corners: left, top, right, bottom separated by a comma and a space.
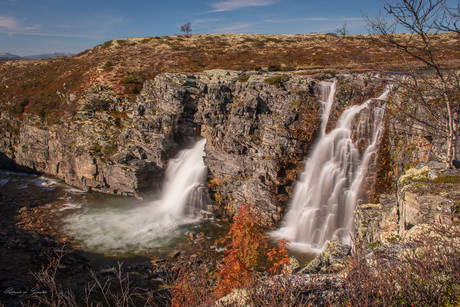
159, 138, 208, 216
65, 138, 209, 252
272, 81, 389, 253
318, 80, 336, 135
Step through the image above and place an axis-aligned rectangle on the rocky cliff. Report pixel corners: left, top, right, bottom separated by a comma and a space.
0, 70, 387, 226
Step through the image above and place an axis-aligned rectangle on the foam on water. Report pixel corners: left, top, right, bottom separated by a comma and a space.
65, 138, 209, 253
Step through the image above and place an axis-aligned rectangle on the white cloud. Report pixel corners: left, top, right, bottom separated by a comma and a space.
193, 18, 222, 24
265, 17, 362, 23
0, 15, 20, 29
213, 22, 253, 32
209, 0, 277, 12
0, 14, 40, 32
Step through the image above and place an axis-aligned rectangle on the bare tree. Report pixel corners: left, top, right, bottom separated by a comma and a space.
180, 22, 192, 35
364, 0, 460, 168
334, 22, 349, 38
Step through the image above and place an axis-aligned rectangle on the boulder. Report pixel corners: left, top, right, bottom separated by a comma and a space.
298, 241, 351, 274
354, 194, 399, 244
398, 163, 459, 232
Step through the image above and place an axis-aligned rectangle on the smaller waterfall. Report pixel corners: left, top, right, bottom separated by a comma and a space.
159, 138, 208, 216
272, 83, 389, 253
65, 138, 209, 252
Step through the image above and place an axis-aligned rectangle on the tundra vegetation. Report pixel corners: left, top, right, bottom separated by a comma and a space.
29, 209, 460, 306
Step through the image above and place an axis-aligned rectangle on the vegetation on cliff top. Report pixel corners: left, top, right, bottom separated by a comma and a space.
0, 32, 459, 123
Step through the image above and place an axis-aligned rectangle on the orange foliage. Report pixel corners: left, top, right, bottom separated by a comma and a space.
268, 238, 290, 275
214, 204, 290, 298
170, 269, 214, 307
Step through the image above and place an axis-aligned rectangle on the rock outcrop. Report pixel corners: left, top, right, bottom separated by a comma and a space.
397, 162, 460, 232
354, 194, 399, 244
299, 241, 351, 274
0, 70, 387, 225
354, 161, 460, 246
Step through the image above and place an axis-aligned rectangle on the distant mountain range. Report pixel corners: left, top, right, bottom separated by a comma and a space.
0, 52, 75, 60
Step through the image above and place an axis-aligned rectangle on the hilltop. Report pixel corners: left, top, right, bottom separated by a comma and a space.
1, 33, 459, 123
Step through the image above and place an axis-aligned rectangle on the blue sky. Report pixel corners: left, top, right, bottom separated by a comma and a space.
0, 0, 422, 56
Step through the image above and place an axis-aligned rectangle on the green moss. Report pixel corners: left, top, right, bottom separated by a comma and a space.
101, 40, 113, 49
103, 61, 115, 68
266, 37, 281, 43
368, 241, 378, 249
263, 75, 290, 88
414, 183, 427, 189
404, 161, 419, 171
214, 192, 222, 205
237, 75, 250, 82
432, 174, 460, 184
120, 76, 136, 84
140, 37, 153, 43
90, 142, 102, 153
386, 234, 401, 243
12, 103, 25, 115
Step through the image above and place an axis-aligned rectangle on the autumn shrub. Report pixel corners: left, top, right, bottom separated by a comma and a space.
170, 261, 215, 307
214, 204, 290, 298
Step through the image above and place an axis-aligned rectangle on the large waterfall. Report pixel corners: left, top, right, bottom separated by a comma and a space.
65, 138, 208, 252
272, 81, 389, 253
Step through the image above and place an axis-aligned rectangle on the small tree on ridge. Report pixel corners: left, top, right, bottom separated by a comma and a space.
180, 22, 192, 35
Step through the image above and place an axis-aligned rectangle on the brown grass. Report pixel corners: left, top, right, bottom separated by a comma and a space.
0, 33, 459, 122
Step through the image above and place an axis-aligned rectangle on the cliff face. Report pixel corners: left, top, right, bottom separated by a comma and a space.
0, 70, 387, 226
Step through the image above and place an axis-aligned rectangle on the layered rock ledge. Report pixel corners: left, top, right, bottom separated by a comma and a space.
0, 70, 386, 225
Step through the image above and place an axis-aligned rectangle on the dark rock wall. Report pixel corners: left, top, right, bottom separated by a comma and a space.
0, 70, 387, 226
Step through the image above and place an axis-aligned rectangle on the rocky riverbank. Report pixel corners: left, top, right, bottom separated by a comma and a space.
0, 182, 223, 307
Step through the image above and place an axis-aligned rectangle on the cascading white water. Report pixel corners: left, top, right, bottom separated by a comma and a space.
159, 138, 208, 216
65, 138, 209, 252
318, 80, 336, 135
272, 81, 389, 253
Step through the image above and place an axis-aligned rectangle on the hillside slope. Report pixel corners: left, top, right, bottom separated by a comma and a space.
1, 33, 458, 124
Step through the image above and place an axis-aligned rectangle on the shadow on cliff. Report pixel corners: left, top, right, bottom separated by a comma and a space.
0, 152, 36, 174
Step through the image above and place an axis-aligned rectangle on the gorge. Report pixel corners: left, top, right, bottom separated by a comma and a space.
1, 66, 458, 251
1, 66, 460, 305
0, 70, 391, 228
